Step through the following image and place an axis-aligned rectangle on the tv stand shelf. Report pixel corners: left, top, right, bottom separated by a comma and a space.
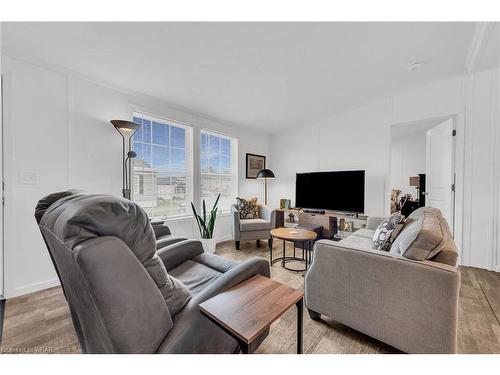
276, 209, 367, 239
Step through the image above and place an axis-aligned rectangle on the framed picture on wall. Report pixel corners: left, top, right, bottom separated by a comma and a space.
246, 153, 266, 179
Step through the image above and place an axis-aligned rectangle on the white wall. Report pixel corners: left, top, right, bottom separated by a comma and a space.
0, 23, 4, 298
270, 75, 463, 217
1, 55, 270, 298
390, 130, 426, 197
463, 66, 500, 272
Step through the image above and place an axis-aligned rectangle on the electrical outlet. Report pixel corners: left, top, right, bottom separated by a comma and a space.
18, 171, 38, 185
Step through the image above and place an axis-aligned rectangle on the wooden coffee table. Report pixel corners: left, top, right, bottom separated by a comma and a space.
270, 227, 318, 272
199, 274, 304, 354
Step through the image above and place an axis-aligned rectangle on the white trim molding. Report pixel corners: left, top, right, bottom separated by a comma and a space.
7, 278, 60, 299
465, 22, 496, 73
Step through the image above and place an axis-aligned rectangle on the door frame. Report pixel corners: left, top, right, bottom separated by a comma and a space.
388, 114, 458, 235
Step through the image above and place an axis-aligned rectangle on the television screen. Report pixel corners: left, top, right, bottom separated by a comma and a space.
295, 170, 365, 213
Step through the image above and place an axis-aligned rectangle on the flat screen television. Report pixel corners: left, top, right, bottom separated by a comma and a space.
295, 170, 365, 213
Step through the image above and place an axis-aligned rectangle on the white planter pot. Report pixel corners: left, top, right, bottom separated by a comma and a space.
200, 238, 216, 253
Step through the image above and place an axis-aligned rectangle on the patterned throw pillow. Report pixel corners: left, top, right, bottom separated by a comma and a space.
372, 213, 405, 250
236, 197, 259, 219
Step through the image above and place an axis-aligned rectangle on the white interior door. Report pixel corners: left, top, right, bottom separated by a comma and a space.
425, 118, 454, 230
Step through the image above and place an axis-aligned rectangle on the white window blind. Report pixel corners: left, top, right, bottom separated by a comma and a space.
132, 112, 193, 219
200, 130, 238, 211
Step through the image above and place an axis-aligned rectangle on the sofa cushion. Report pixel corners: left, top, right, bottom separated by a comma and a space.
236, 197, 259, 219
338, 235, 374, 250
372, 213, 404, 250
351, 228, 376, 239
169, 260, 222, 296
390, 209, 449, 261
143, 254, 191, 316
240, 218, 271, 232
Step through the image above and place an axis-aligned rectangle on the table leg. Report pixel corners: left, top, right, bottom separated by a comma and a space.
305, 242, 309, 270
269, 237, 273, 265
296, 298, 303, 354
282, 239, 286, 267
0, 297, 5, 345
238, 340, 250, 354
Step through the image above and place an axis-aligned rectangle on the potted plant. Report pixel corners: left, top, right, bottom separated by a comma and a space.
191, 194, 220, 253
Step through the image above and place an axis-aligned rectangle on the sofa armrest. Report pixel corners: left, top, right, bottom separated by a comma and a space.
156, 240, 204, 271
194, 257, 271, 304
366, 216, 386, 230
305, 240, 460, 353
151, 222, 172, 238
258, 205, 276, 228
230, 204, 241, 240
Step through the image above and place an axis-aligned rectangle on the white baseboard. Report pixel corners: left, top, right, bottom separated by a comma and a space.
216, 235, 232, 243
495, 265, 500, 273
6, 278, 60, 299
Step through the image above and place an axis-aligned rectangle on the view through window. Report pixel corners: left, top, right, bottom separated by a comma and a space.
132, 113, 193, 219
200, 130, 238, 211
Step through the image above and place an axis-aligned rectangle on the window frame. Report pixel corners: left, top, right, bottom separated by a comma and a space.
131, 111, 194, 220
199, 129, 239, 213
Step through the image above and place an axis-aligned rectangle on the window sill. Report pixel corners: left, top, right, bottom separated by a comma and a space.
151, 210, 231, 223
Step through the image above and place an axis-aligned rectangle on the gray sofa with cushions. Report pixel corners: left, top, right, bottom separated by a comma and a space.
305, 207, 460, 354
230, 203, 276, 249
35, 191, 270, 354
151, 220, 188, 250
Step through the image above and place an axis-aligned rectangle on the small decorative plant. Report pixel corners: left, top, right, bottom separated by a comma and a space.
191, 194, 221, 239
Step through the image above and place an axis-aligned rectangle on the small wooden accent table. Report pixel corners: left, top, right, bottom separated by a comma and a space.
270, 227, 318, 272
199, 274, 304, 354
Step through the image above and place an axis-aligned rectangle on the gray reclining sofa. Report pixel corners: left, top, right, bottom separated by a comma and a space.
35, 191, 270, 354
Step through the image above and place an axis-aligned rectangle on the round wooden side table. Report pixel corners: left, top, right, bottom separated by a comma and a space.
270, 228, 318, 272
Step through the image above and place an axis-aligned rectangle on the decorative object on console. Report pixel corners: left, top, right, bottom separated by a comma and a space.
371, 212, 405, 250
390, 189, 402, 213
110, 120, 140, 200
401, 198, 421, 218
236, 197, 259, 219
339, 218, 353, 232
280, 198, 291, 209
256, 168, 275, 205
246, 153, 266, 179
191, 193, 221, 253
409, 176, 420, 201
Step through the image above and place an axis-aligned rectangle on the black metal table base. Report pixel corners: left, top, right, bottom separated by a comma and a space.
270, 239, 313, 272
0, 296, 5, 345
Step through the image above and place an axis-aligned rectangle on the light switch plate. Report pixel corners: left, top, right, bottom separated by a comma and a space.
18, 171, 38, 185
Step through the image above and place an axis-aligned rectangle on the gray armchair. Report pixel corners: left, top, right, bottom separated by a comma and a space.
230, 204, 276, 250
35, 191, 270, 353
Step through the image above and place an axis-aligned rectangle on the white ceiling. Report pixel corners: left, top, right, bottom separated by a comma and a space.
2, 22, 476, 133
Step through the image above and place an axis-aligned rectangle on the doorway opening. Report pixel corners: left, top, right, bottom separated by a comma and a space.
390, 117, 456, 233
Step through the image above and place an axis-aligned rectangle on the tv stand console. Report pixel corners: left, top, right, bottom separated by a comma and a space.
276, 209, 368, 239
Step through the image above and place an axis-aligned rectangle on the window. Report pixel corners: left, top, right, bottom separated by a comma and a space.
132, 112, 193, 219
200, 130, 238, 211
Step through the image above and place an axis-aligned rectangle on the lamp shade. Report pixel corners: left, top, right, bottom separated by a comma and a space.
409, 176, 420, 187
256, 169, 275, 179
111, 120, 140, 132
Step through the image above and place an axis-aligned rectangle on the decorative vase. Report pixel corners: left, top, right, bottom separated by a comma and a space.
200, 238, 216, 253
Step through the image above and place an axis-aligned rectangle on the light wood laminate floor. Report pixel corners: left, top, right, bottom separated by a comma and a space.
1, 240, 500, 354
